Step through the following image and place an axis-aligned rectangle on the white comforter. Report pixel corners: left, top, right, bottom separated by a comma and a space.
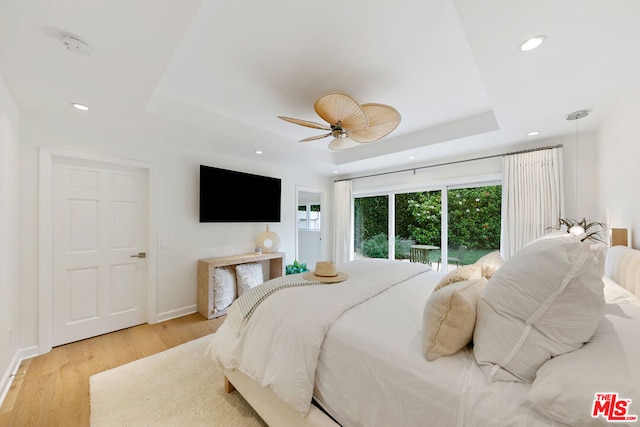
209, 258, 640, 427
208, 259, 431, 415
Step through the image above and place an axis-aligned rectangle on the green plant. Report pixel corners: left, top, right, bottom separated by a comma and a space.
361, 234, 413, 259
285, 260, 309, 275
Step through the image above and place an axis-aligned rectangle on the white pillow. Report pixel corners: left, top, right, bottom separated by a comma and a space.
522, 301, 640, 426
473, 251, 504, 279
212, 266, 236, 315
473, 234, 605, 382
235, 262, 264, 297
423, 278, 487, 361
433, 264, 483, 292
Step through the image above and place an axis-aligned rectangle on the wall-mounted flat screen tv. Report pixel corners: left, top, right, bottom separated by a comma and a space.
199, 165, 281, 223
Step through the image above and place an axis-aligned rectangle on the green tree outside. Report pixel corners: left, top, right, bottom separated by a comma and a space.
354, 195, 388, 255
447, 186, 501, 250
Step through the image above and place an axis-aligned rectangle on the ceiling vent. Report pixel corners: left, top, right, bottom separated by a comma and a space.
60, 33, 92, 56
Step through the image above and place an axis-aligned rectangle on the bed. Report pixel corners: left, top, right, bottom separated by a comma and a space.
207, 237, 640, 427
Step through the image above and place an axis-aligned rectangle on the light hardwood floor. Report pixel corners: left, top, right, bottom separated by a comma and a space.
0, 313, 225, 427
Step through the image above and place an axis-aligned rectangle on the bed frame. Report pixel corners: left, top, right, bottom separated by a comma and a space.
224, 245, 640, 427
223, 370, 339, 427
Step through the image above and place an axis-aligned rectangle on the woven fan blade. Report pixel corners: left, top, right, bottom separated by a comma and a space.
278, 116, 331, 130
349, 103, 401, 143
314, 92, 368, 131
328, 137, 362, 151
300, 132, 332, 142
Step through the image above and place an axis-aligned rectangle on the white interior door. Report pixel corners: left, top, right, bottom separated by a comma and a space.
51, 159, 148, 346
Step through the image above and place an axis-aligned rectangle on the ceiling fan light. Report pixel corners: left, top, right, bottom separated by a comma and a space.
329, 138, 361, 150
279, 92, 400, 150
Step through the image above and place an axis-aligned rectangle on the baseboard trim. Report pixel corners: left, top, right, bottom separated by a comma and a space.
0, 345, 39, 409
156, 305, 197, 323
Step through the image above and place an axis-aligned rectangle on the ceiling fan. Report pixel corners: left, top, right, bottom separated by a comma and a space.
278, 92, 401, 150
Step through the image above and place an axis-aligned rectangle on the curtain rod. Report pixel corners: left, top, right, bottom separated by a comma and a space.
333, 144, 563, 182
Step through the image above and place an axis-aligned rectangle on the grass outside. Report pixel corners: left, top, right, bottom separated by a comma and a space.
354, 245, 498, 265
427, 248, 497, 265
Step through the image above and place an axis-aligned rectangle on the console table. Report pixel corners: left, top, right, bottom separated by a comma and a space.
197, 252, 285, 319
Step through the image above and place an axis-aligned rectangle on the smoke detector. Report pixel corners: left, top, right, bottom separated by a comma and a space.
566, 110, 589, 121
60, 33, 92, 56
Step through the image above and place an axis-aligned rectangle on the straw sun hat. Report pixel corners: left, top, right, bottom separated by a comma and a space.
302, 261, 348, 283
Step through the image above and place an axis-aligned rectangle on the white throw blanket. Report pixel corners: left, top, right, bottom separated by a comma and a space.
226, 274, 322, 335
208, 259, 431, 414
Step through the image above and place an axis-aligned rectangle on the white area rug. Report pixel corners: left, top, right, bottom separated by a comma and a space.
90, 335, 267, 426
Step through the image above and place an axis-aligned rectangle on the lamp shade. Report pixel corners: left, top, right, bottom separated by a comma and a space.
256, 225, 280, 253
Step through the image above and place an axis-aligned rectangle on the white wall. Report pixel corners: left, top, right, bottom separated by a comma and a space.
17, 111, 331, 352
598, 94, 640, 248
0, 74, 20, 398
351, 156, 503, 194
350, 132, 599, 223
10, 99, 611, 361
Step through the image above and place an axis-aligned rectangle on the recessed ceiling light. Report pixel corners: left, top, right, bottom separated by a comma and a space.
408, 156, 415, 160
255, 150, 263, 155
520, 35, 546, 52
333, 170, 338, 174
528, 131, 541, 136
71, 103, 89, 111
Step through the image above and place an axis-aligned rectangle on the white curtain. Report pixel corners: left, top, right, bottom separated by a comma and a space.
501, 147, 564, 259
333, 180, 353, 263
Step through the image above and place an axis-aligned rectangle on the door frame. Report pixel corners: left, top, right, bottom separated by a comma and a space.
38, 147, 157, 354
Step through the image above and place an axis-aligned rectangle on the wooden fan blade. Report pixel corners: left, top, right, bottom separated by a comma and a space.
299, 133, 332, 142
278, 116, 331, 130
314, 92, 368, 131
328, 137, 362, 151
349, 103, 401, 143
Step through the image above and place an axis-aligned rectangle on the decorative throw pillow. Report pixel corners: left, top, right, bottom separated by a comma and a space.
433, 264, 483, 292
423, 278, 488, 361
473, 234, 605, 383
473, 251, 504, 279
212, 266, 237, 315
235, 262, 264, 297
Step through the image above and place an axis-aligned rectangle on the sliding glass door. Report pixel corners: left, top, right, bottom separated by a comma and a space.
395, 191, 442, 263
445, 185, 501, 272
354, 195, 388, 259
353, 182, 501, 270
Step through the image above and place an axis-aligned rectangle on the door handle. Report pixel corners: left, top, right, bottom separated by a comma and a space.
130, 252, 146, 259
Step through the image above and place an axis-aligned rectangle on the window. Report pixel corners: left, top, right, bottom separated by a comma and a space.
395, 190, 441, 262
445, 185, 501, 272
354, 195, 388, 259
353, 181, 501, 270
298, 204, 321, 231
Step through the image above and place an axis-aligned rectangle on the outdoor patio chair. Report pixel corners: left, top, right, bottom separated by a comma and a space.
437, 245, 467, 270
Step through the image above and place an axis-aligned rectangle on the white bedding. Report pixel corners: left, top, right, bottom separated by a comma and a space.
209, 255, 640, 427
209, 259, 431, 414
314, 268, 556, 427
